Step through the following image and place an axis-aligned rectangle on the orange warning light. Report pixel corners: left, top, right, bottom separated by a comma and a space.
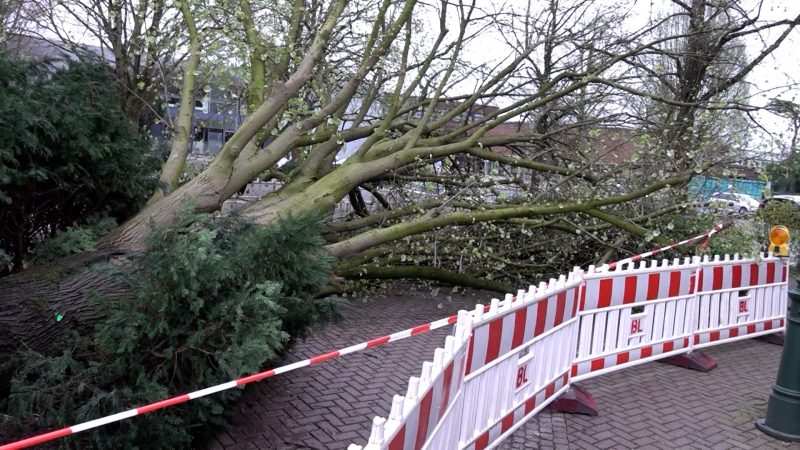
768, 226, 790, 256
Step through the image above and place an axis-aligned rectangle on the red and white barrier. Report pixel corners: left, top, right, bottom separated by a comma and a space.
572, 256, 699, 379
353, 252, 788, 450
351, 269, 584, 450
692, 254, 788, 348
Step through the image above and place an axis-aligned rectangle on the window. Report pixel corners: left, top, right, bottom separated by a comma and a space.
194, 97, 209, 113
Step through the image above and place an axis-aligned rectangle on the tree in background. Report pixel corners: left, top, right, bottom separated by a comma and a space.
766, 98, 800, 193
21, 0, 186, 127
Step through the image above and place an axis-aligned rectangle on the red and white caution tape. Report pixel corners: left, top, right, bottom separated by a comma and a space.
606, 224, 723, 270
0, 306, 492, 450
1, 225, 724, 449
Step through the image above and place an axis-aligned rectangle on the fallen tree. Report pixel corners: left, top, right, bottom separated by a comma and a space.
1, 0, 798, 360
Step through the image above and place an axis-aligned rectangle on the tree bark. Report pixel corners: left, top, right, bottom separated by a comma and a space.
0, 251, 133, 357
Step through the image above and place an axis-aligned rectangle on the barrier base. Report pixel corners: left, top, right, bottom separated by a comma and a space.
549, 384, 598, 416
755, 332, 785, 346
660, 351, 717, 372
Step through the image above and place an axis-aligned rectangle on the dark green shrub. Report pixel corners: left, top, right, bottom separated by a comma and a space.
0, 52, 159, 274
29, 215, 118, 264
5, 214, 338, 448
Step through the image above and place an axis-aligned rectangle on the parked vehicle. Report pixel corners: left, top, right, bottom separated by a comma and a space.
704, 192, 761, 214
760, 195, 800, 209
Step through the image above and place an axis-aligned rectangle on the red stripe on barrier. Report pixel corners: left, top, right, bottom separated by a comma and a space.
534, 297, 548, 336
439, 362, 454, 417
598, 279, 613, 308
484, 319, 503, 364
630, 254, 642, 262
747, 324, 756, 334
0, 428, 73, 450
640, 346, 653, 358
709, 331, 720, 342
411, 323, 431, 336
137, 394, 190, 414
475, 431, 490, 450
767, 262, 776, 284
511, 308, 527, 349
697, 269, 704, 292
662, 341, 674, 353
623, 276, 637, 304
728, 327, 739, 338
366, 336, 391, 348
750, 264, 759, 286
732, 265, 742, 288
571, 364, 578, 377
712, 266, 723, 290
616, 352, 629, 365
590, 358, 604, 372
647, 273, 660, 300
669, 271, 681, 297
387, 425, 405, 450
447, 315, 458, 324
783, 265, 788, 282
572, 287, 580, 317
693, 335, 700, 345
465, 335, 475, 375
765, 321, 773, 331
545, 381, 555, 397
414, 388, 433, 449
554, 292, 566, 325
236, 369, 276, 385
781, 318, 785, 327
579, 284, 586, 310
309, 351, 340, 365
683, 337, 689, 347
501, 412, 514, 432
524, 395, 536, 414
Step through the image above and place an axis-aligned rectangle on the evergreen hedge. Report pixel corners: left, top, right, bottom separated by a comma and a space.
4, 213, 337, 448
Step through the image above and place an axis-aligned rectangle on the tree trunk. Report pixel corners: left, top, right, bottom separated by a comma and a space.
0, 251, 133, 357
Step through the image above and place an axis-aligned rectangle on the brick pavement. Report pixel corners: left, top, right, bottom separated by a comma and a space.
207, 285, 793, 450
499, 339, 793, 450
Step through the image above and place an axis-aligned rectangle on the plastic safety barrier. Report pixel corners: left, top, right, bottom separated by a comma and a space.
352, 253, 788, 449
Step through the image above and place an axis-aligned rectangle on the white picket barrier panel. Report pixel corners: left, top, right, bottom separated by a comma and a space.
353, 253, 788, 450
572, 256, 700, 380
692, 254, 788, 348
455, 269, 582, 450
348, 311, 474, 450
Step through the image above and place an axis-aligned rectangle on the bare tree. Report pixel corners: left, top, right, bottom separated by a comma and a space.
767, 98, 800, 192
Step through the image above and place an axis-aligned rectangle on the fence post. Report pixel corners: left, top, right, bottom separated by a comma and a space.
756, 278, 800, 441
